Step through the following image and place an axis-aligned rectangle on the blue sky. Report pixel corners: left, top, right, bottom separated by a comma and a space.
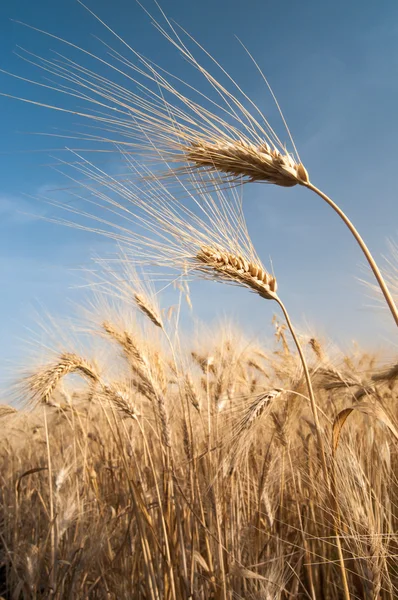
1, 0, 398, 381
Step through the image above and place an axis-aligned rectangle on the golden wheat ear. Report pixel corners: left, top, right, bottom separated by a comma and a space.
196, 246, 278, 300
184, 140, 309, 187
26, 353, 100, 405
134, 293, 163, 329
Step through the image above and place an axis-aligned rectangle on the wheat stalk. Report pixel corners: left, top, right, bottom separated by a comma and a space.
192, 243, 328, 486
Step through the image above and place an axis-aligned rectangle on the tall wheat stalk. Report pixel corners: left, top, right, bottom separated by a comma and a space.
194, 243, 328, 481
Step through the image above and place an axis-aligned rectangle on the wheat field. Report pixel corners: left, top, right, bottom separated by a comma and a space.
1, 300, 398, 599
1, 2, 398, 598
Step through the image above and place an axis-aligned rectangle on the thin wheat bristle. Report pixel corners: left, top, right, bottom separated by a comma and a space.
134, 293, 163, 329
197, 245, 278, 299
184, 140, 309, 187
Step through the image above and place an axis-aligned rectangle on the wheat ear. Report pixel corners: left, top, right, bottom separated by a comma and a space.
102, 321, 171, 447
196, 246, 278, 299
134, 293, 163, 329
187, 140, 397, 326
184, 140, 309, 187
235, 389, 282, 436
26, 353, 100, 405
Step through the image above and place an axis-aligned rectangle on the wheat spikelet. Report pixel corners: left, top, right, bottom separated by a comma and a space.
309, 337, 324, 361
196, 245, 278, 300
26, 353, 99, 405
236, 389, 282, 435
372, 362, 398, 383
0, 405, 18, 418
184, 374, 201, 412
102, 384, 140, 419
102, 321, 147, 370
134, 293, 163, 329
184, 140, 309, 187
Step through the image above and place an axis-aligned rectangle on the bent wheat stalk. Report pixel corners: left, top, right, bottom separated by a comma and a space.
303, 181, 398, 328
195, 242, 351, 600
196, 244, 328, 479
185, 140, 398, 328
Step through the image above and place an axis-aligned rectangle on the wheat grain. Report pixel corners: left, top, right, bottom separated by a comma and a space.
236, 389, 282, 435
309, 338, 324, 361
134, 293, 163, 329
184, 139, 309, 186
26, 353, 99, 405
196, 245, 278, 300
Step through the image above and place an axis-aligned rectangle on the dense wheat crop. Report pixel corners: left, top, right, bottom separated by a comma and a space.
1, 297, 398, 599
1, 2, 398, 598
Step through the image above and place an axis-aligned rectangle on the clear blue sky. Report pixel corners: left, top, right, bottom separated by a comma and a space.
1, 0, 398, 381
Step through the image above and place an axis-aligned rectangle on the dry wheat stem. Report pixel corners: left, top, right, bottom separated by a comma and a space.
270, 301, 352, 600
195, 244, 328, 488
303, 182, 398, 328
275, 298, 329, 484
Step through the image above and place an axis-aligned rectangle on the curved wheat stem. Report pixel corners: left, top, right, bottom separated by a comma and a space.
196, 245, 327, 472
185, 141, 397, 327
300, 182, 398, 327
274, 299, 328, 480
